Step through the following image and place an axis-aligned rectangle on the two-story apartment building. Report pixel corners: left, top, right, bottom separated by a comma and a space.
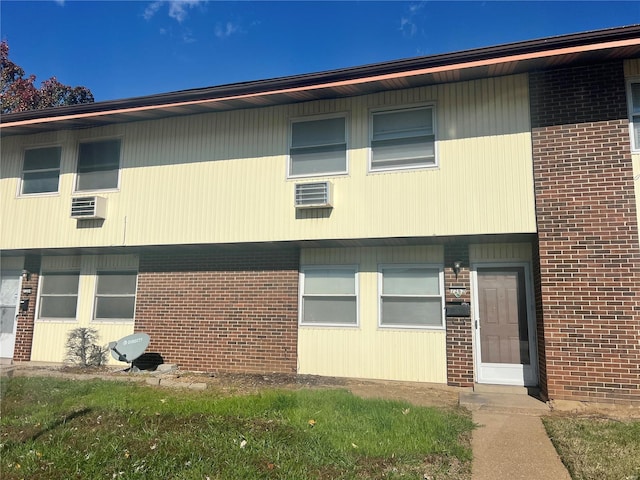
2, 25, 639, 404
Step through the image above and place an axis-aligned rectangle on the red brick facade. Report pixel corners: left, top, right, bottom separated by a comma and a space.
134, 248, 300, 374
530, 61, 640, 403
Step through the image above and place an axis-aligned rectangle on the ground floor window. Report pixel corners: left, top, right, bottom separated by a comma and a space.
94, 271, 137, 321
378, 265, 444, 328
299, 266, 358, 326
38, 272, 80, 319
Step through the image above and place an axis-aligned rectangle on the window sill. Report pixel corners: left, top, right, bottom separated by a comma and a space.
378, 324, 446, 331
367, 164, 438, 175
299, 322, 359, 328
17, 191, 60, 199
287, 171, 349, 180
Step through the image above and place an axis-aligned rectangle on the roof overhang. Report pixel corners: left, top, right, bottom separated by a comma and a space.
2, 25, 640, 137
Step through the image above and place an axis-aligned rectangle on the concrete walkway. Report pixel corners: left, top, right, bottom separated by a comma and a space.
460, 388, 571, 480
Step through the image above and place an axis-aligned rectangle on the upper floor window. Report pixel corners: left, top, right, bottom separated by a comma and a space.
38, 272, 80, 320
76, 138, 121, 191
628, 80, 640, 152
299, 266, 358, 326
370, 106, 436, 172
289, 115, 347, 177
378, 265, 444, 329
21, 146, 61, 195
93, 271, 137, 321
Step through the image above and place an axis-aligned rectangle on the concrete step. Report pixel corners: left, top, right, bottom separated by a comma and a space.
460, 389, 549, 415
473, 383, 540, 396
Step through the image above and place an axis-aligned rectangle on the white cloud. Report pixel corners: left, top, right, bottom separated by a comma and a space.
168, 0, 203, 23
144, 1, 205, 23
214, 21, 239, 39
400, 2, 424, 38
144, 1, 163, 20
400, 16, 417, 37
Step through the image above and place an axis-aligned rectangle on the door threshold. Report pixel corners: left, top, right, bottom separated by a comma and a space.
474, 383, 540, 397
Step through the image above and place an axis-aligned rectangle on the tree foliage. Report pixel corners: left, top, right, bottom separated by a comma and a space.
1, 40, 94, 114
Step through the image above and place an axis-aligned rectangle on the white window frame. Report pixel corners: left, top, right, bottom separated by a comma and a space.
19, 145, 62, 196
288, 113, 349, 178
627, 78, 640, 153
299, 265, 359, 327
92, 270, 138, 322
368, 104, 437, 173
378, 264, 445, 330
36, 271, 80, 322
74, 136, 123, 192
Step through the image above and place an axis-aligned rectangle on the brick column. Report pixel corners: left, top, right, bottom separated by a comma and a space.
444, 244, 473, 387
14, 255, 40, 362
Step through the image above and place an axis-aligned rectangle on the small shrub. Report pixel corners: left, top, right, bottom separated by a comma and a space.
65, 327, 108, 367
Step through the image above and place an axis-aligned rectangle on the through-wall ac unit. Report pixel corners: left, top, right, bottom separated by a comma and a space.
71, 196, 107, 219
294, 181, 332, 209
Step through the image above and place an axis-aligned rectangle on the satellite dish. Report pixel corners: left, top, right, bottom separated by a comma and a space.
109, 333, 150, 368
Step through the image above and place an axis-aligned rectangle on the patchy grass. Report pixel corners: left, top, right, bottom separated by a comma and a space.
0, 376, 473, 479
543, 415, 640, 480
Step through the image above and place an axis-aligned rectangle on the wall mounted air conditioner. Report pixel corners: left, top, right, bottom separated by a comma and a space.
294, 181, 332, 209
71, 196, 107, 219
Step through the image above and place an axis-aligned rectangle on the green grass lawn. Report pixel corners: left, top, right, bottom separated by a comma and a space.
543, 415, 640, 480
0, 376, 473, 479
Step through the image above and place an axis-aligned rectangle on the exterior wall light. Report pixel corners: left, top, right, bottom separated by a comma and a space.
453, 261, 462, 279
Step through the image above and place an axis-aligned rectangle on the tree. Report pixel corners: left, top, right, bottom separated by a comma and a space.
1, 40, 94, 114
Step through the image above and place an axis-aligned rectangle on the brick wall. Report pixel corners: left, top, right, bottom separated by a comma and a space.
14, 255, 40, 361
134, 248, 299, 374
444, 244, 474, 387
530, 61, 640, 403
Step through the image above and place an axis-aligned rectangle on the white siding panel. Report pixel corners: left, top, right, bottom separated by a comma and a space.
2, 74, 535, 250
298, 246, 447, 383
31, 255, 139, 363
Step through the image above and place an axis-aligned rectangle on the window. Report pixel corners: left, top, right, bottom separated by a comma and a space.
628, 80, 640, 151
289, 116, 347, 177
300, 266, 357, 325
379, 265, 444, 328
94, 271, 137, 321
38, 272, 80, 319
76, 139, 121, 191
21, 146, 61, 194
370, 106, 436, 171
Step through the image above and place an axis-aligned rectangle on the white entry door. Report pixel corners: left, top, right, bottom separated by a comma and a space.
473, 265, 537, 386
0, 271, 21, 361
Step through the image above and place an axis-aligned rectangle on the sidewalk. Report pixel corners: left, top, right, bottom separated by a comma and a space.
460, 388, 571, 480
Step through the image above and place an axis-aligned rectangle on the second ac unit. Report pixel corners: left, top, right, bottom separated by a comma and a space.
71, 196, 107, 219
294, 181, 332, 208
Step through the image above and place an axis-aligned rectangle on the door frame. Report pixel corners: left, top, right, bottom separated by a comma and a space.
471, 262, 538, 386
1, 269, 23, 361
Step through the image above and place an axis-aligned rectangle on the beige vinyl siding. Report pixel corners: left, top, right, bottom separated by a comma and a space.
1, 74, 535, 250
625, 58, 640, 77
30, 254, 137, 363
469, 243, 532, 263
0, 256, 24, 271
297, 246, 447, 383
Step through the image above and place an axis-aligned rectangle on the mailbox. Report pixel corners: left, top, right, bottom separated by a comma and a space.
446, 302, 470, 317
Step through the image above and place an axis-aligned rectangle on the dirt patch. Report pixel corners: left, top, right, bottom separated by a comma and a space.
4, 363, 462, 410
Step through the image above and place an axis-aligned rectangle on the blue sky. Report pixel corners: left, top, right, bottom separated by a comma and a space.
2, 1, 639, 102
